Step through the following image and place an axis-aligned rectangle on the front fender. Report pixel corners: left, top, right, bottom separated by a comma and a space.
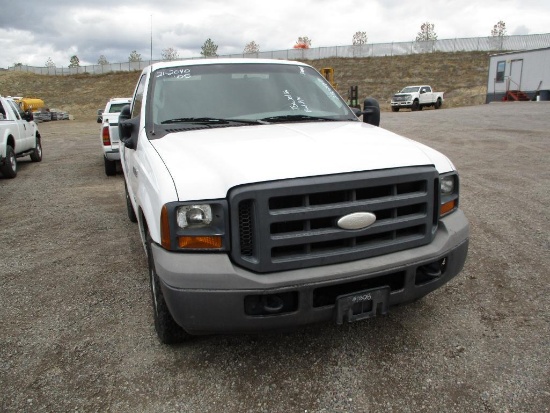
134, 136, 179, 247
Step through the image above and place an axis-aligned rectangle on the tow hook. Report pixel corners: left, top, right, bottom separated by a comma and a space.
416, 258, 447, 285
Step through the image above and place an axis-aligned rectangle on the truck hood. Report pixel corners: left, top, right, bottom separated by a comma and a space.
150, 121, 454, 200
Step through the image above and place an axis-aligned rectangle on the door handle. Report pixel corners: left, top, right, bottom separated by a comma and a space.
132, 167, 138, 177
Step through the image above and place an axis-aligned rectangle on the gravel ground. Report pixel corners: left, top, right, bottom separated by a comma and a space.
1, 102, 549, 412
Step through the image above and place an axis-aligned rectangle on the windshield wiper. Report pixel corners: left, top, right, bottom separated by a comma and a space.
161, 117, 265, 125
259, 114, 345, 123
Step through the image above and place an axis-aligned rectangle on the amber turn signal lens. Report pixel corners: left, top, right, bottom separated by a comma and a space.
178, 236, 222, 249
160, 205, 172, 249
440, 200, 456, 216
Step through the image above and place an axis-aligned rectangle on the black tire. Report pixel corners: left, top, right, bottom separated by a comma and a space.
411, 100, 420, 111
418, 104, 423, 111
30, 136, 42, 162
104, 156, 117, 176
435, 98, 442, 109
146, 232, 189, 344
1, 145, 17, 178
391, 107, 399, 112
124, 181, 137, 223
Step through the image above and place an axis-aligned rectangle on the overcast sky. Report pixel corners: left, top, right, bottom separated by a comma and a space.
1, 0, 549, 69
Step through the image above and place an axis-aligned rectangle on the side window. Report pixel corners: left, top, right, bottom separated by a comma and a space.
132, 75, 147, 118
496, 61, 506, 82
425, 86, 432, 93
8, 101, 22, 120
0, 102, 6, 119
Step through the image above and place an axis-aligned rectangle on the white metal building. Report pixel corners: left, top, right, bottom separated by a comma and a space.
486, 47, 550, 103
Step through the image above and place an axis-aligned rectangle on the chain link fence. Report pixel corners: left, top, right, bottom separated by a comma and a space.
9, 33, 550, 75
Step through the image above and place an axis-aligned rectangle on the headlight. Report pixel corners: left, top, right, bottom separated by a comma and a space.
440, 176, 455, 196
177, 204, 212, 228
160, 201, 229, 251
439, 173, 459, 217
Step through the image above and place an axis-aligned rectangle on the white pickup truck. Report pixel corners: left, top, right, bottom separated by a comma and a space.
0, 95, 42, 178
97, 97, 131, 175
391, 85, 444, 112
119, 59, 469, 344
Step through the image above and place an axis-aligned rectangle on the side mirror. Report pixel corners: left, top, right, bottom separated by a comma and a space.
97, 109, 103, 123
23, 110, 34, 122
359, 97, 380, 127
118, 105, 138, 150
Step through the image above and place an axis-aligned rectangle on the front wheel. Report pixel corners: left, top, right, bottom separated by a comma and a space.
30, 136, 42, 162
146, 232, 190, 344
1, 145, 17, 178
434, 98, 442, 109
411, 100, 420, 111
391, 107, 399, 112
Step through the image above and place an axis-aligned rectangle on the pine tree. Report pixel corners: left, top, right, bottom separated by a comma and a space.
201, 38, 218, 57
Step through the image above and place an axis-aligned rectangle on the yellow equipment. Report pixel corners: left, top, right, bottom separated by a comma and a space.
320, 68, 337, 88
16, 98, 45, 111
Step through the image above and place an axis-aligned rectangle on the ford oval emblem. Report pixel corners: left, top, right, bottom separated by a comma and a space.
337, 212, 377, 230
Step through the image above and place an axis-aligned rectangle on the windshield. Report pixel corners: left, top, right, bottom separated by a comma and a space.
400, 87, 420, 93
149, 63, 355, 130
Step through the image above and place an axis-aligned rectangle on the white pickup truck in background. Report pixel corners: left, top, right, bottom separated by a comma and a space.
391, 85, 444, 112
97, 97, 131, 176
0, 95, 42, 178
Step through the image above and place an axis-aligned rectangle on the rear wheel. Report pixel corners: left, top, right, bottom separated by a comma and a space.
435, 98, 442, 109
411, 100, 420, 111
391, 107, 399, 112
146, 231, 189, 344
104, 156, 116, 176
30, 137, 42, 162
1, 145, 17, 178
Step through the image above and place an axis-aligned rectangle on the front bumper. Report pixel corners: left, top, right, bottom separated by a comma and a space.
391, 101, 413, 107
152, 210, 469, 335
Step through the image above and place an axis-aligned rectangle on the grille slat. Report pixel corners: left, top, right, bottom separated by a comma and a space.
229, 167, 438, 273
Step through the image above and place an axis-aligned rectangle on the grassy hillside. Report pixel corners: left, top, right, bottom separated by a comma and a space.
0, 51, 490, 120
303, 51, 489, 110
0, 71, 141, 121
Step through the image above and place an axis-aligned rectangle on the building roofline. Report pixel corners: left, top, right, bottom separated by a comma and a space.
489, 46, 550, 57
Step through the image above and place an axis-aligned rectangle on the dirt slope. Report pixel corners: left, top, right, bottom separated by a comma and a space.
0, 51, 490, 119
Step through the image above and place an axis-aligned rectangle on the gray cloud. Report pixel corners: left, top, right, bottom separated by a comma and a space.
1, 0, 549, 68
